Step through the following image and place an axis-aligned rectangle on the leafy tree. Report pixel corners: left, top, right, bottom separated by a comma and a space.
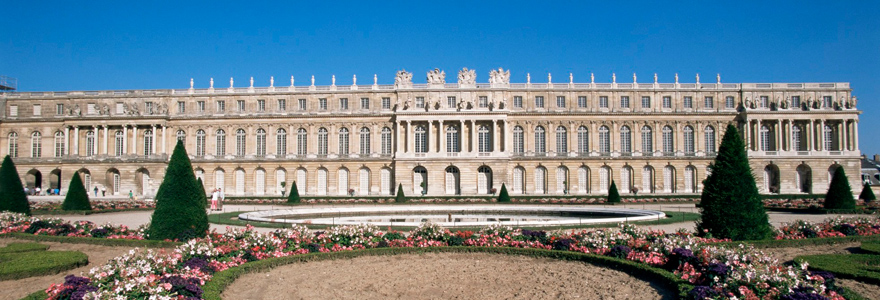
497, 183, 511, 202
395, 183, 406, 203
0, 155, 30, 215
825, 167, 855, 209
697, 124, 772, 241
62, 172, 91, 210
287, 181, 300, 203
859, 183, 876, 203
607, 180, 621, 204
147, 140, 208, 241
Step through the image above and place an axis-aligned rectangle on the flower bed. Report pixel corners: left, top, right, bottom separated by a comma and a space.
222, 196, 700, 205
0, 213, 145, 240
11, 214, 873, 299
30, 200, 156, 213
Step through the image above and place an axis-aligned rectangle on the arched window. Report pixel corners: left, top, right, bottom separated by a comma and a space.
534, 126, 546, 154
599, 166, 611, 192
359, 127, 370, 155
556, 166, 568, 194
115, 131, 125, 156
338, 127, 349, 155
683, 126, 694, 154
578, 166, 590, 193
599, 126, 610, 154
823, 124, 835, 151
620, 126, 631, 153
235, 129, 246, 156
31, 132, 41, 158
7, 132, 17, 158
556, 126, 567, 154
54, 131, 65, 157
195, 130, 206, 156
87, 130, 97, 156
316, 168, 328, 195
513, 126, 524, 154
446, 125, 460, 153
684, 166, 697, 193
276, 128, 287, 156
478, 125, 491, 153
255, 128, 266, 156
215, 129, 226, 156
534, 166, 547, 194
577, 126, 589, 154
380, 168, 392, 195
477, 166, 492, 194
620, 166, 632, 193
704, 126, 716, 154
444, 166, 459, 195
642, 166, 654, 193
295, 168, 307, 194
760, 125, 771, 151
797, 164, 812, 193
414, 125, 427, 153
317, 128, 328, 155
275, 168, 286, 195
214, 169, 225, 191
513, 167, 525, 194
176, 130, 186, 143
297, 128, 307, 155
358, 168, 370, 195
381, 127, 392, 155
337, 168, 349, 195
235, 169, 245, 195
641, 126, 653, 153
663, 165, 675, 193
254, 168, 266, 195
662, 126, 674, 154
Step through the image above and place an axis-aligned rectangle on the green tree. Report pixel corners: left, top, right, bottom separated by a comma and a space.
497, 183, 510, 203
287, 181, 300, 203
697, 124, 772, 241
0, 155, 30, 215
824, 167, 855, 209
607, 180, 621, 204
859, 183, 876, 203
147, 140, 208, 241
395, 183, 406, 203
197, 177, 207, 204
62, 172, 91, 210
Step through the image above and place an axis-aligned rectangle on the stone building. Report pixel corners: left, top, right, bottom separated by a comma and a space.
0, 69, 862, 197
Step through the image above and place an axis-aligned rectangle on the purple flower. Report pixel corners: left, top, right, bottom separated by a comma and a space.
183, 257, 211, 273
687, 286, 718, 300
706, 263, 729, 277
551, 238, 574, 251
608, 245, 631, 259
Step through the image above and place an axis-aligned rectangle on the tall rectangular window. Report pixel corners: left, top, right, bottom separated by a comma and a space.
577, 96, 587, 108
257, 99, 266, 112
599, 96, 608, 108
56, 103, 64, 115
447, 96, 456, 108
704, 96, 713, 109
276, 99, 286, 111
217, 100, 225, 112
725, 96, 734, 109
513, 96, 523, 108
683, 96, 693, 108
299, 99, 307, 110
33, 104, 41, 116
319, 98, 327, 110
144, 102, 152, 114
641, 96, 651, 108
479, 96, 488, 108
381, 97, 391, 110
87, 103, 96, 115
177, 101, 185, 113
237, 100, 245, 111
620, 96, 630, 108
535, 96, 544, 108
791, 96, 801, 109
9, 105, 17, 116
415, 97, 425, 108
360, 98, 369, 109
823, 96, 833, 108
662, 96, 671, 108
556, 96, 565, 108
760, 96, 769, 108
197, 101, 205, 112
339, 98, 348, 110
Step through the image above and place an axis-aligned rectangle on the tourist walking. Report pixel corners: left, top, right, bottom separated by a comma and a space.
101, 187, 106, 197
217, 188, 224, 210
210, 188, 219, 211
128, 190, 133, 200
93, 186, 99, 197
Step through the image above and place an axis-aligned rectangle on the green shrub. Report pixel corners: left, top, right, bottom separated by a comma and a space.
1, 232, 180, 248
395, 183, 406, 203
62, 172, 91, 211
197, 177, 208, 204
796, 254, 880, 285
497, 183, 510, 203
147, 140, 209, 241
825, 167, 855, 209
858, 183, 876, 202
0, 155, 30, 215
861, 240, 880, 255
287, 181, 300, 204
0, 243, 89, 280
607, 181, 620, 204
697, 124, 772, 241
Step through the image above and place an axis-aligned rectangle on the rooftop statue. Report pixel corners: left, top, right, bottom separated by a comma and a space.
427, 68, 446, 85
395, 70, 413, 86
458, 68, 475, 85
489, 68, 510, 84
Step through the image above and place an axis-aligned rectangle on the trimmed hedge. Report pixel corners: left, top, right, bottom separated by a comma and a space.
62, 172, 91, 211
0, 155, 30, 215
860, 240, 880, 255
714, 234, 880, 249
0, 243, 89, 281
796, 253, 880, 285
148, 140, 209, 241
1, 233, 181, 248
20, 290, 48, 300
0, 242, 48, 254
201, 246, 692, 300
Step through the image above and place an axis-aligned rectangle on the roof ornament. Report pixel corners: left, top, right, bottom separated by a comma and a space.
229, 77, 234, 88
290, 76, 294, 87
270, 76, 274, 87
210, 78, 214, 89
189, 78, 194, 89
654, 73, 658, 84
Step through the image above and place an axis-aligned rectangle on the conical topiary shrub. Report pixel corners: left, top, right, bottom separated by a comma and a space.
497, 183, 510, 203
697, 124, 772, 241
0, 155, 30, 215
395, 183, 406, 203
825, 167, 855, 210
607, 180, 621, 204
62, 172, 91, 210
147, 140, 209, 241
287, 181, 300, 204
859, 183, 876, 203
197, 177, 207, 204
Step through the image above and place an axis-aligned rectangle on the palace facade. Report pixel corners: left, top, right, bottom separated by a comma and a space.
0, 69, 862, 198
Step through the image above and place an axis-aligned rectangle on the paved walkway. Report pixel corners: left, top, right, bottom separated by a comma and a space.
53, 204, 871, 234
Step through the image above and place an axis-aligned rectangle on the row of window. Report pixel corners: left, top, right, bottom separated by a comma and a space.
507, 125, 716, 155
514, 95, 734, 110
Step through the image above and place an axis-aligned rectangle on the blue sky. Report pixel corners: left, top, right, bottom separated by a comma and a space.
2, 1, 878, 154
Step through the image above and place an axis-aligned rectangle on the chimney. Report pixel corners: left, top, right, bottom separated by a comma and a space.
874, 154, 879, 162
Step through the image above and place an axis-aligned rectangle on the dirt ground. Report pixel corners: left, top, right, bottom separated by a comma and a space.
0, 238, 139, 300
758, 242, 880, 300
222, 252, 675, 300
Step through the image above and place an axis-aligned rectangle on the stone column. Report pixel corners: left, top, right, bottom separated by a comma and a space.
151, 125, 157, 155
132, 126, 138, 155
123, 126, 128, 155
841, 120, 848, 151
503, 120, 510, 153
775, 120, 781, 151
405, 120, 412, 153
460, 120, 466, 152
471, 120, 478, 153
94, 126, 100, 156
394, 121, 401, 154
807, 120, 814, 151
743, 119, 750, 150
818, 120, 825, 151
64, 126, 70, 156
73, 126, 79, 156
492, 120, 499, 152
162, 125, 167, 154
439, 120, 446, 154
787, 120, 794, 151
755, 120, 762, 152
102, 125, 109, 155
426, 120, 433, 153
854, 121, 860, 151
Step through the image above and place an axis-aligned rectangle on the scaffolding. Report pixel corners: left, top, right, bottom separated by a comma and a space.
0, 75, 17, 91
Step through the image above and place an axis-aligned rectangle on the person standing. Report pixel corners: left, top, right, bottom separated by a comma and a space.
128, 190, 133, 200
101, 187, 106, 197
210, 188, 219, 211
218, 188, 225, 210
93, 186, 99, 197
